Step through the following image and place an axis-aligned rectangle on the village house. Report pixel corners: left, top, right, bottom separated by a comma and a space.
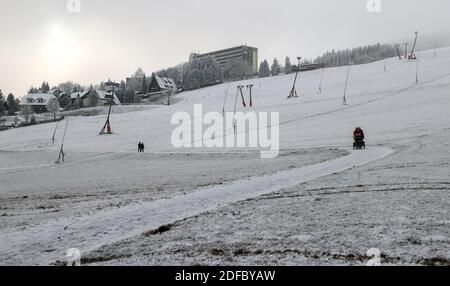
136, 74, 177, 104
69, 89, 121, 108
19, 93, 58, 113
96, 90, 121, 106
149, 74, 177, 94
69, 90, 94, 108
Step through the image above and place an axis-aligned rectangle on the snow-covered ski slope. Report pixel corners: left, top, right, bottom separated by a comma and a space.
1, 47, 449, 154
0, 147, 391, 265
1, 48, 450, 265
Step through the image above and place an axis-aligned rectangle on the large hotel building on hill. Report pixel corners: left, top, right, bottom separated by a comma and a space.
189, 45, 258, 78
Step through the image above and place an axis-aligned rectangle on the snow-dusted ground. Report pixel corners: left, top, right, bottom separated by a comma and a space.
1, 47, 449, 265
89, 133, 448, 266
0, 148, 391, 265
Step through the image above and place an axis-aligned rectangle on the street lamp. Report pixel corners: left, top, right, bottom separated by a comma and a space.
288, 56, 302, 98
297, 57, 302, 70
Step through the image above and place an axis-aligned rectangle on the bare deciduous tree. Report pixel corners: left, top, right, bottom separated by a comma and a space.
47, 97, 60, 120
21, 105, 33, 123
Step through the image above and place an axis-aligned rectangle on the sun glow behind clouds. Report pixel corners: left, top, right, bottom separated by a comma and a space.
41, 23, 81, 75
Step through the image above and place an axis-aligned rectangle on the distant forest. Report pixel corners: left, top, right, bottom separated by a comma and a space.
311, 43, 398, 67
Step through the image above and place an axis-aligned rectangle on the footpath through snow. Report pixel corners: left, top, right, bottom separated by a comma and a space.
0, 147, 393, 265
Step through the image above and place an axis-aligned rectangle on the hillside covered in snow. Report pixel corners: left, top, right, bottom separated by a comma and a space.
0, 47, 449, 266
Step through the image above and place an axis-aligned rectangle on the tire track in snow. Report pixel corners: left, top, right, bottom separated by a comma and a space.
0, 147, 393, 265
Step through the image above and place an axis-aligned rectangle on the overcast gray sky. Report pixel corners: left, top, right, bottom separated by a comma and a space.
1, 0, 450, 97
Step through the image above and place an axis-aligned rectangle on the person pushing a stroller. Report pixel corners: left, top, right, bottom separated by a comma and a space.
353, 127, 366, 149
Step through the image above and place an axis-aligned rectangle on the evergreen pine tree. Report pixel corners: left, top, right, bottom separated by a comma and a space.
258, 60, 271, 78
284, 57, 292, 74
134, 68, 145, 79
141, 74, 147, 93
7, 94, 18, 115
0, 90, 4, 116
28, 86, 38, 93
117, 80, 126, 102
271, 58, 281, 76
40, 82, 50, 93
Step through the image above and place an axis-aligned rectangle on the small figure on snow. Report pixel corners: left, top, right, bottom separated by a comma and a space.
353, 127, 366, 149
138, 142, 145, 153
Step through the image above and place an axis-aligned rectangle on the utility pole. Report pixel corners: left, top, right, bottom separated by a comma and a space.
238, 85, 246, 107
167, 90, 173, 106
288, 57, 301, 98
404, 43, 409, 59
318, 67, 325, 94
409, 31, 419, 59
246, 84, 254, 107
395, 44, 402, 60
52, 120, 61, 146
56, 118, 69, 164
343, 67, 351, 105
99, 98, 113, 135
416, 56, 420, 84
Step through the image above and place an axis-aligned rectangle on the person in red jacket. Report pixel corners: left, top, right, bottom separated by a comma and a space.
353, 127, 366, 149
353, 127, 365, 140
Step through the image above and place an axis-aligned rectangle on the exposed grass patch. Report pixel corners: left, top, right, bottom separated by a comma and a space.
210, 248, 227, 256
144, 224, 173, 236
420, 256, 450, 266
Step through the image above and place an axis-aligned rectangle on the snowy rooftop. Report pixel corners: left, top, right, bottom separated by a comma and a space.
68, 90, 121, 105
154, 75, 177, 91
19, 93, 56, 106
70, 90, 91, 99
96, 90, 121, 105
